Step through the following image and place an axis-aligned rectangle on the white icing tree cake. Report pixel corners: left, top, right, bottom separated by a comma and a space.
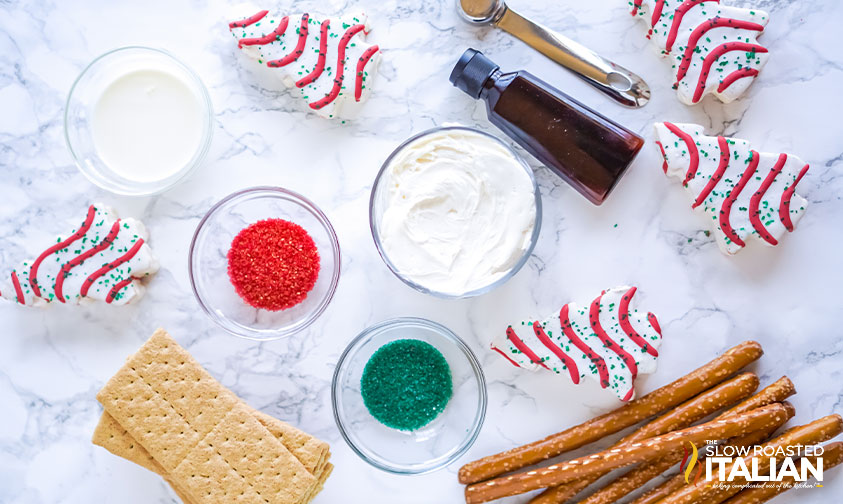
1, 204, 159, 306
629, 0, 769, 105
655, 122, 810, 255
492, 286, 663, 402
229, 9, 381, 119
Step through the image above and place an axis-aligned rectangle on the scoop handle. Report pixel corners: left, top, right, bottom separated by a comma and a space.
496, 6, 650, 108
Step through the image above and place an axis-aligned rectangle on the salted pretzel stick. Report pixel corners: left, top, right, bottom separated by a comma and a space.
464, 403, 788, 504
721, 442, 843, 504
459, 341, 764, 485
656, 414, 843, 504
628, 377, 796, 504
530, 373, 761, 504
722, 377, 795, 416
572, 380, 796, 504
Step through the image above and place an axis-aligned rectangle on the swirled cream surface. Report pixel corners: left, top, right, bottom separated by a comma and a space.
378, 129, 536, 295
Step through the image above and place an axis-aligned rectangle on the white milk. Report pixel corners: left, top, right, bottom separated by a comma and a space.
92, 69, 204, 183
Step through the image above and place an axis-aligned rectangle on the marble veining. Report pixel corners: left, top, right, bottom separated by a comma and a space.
1, 0, 842, 503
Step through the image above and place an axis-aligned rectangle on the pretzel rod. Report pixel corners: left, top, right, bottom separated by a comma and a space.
464, 403, 788, 504
623, 377, 796, 504
656, 414, 843, 504
578, 402, 795, 504
459, 341, 764, 485
720, 442, 843, 504
530, 373, 761, 504
722, 377, 795, 416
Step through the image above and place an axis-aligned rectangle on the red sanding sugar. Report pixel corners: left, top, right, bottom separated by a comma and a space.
227, 218, 320, 311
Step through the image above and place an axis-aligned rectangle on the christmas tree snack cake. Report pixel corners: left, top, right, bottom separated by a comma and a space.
655, 122, 809, 255
491, 286, 663, 402
629, 0, 770, 105
229, 7, 381, 119
0, 204, 158, 306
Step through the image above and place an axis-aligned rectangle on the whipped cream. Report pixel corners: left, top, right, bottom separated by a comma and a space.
377, 128, 537, 295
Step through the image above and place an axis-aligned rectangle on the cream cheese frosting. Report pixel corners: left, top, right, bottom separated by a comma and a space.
377, 128, 536, 295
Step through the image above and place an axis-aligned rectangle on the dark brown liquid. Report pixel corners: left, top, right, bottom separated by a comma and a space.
480, 71, 644, 205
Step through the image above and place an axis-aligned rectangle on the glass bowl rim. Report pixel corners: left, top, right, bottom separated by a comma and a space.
64, 45, 214, 196
331, 316, 488, 474
188, 186, 341, 341
368, 125, 542, 299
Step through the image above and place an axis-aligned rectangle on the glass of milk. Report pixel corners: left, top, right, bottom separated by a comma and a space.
65, 46, 213, 195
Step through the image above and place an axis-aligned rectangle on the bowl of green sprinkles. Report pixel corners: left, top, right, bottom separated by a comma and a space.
332, 317, 487, 474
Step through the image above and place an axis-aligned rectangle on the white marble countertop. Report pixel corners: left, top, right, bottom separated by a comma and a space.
1, 0, 842, 503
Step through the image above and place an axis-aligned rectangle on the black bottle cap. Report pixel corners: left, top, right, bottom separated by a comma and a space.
449, 48, 500, 99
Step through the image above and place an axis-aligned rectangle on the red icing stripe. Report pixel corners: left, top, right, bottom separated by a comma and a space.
589, 294, 639, 378
106, 277, 134, 304
779, 164, 809, 232
650, 0, 666, 29
622, 387, 635, 402
692, 136, 731, 209
676, 17, 765, 84
656, 141, 668, 173
631, 0, 643, 16
296, 19, 330, 87
310, 24, 366, 110
749, 153, 787, 245
618, 287, 660, 358
229, 10, 268, 29
492, 345, 522, 368
29, 205, 96, 298
647, 312, 662, 335
717, 67, 760, 93
506, 327, 550, 369
11, 271, 25, 304
354, 45, 380, 101
80, 238, 145, 297
666, 0, 720, 52
267, 14, 309, 68
238, 16, 289, 48
533, 322, 580, 384
719, 150, 760, 248
692, 42, 768, 103
663, 122, 700, 186
54, 221, 121, 303
559, 304, 609, 389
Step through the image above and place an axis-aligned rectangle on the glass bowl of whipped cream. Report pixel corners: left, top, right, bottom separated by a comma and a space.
370, 126, 542, 298
65, 46, 213, 196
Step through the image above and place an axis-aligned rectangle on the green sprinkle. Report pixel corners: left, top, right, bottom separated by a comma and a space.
360, 339, 453, 431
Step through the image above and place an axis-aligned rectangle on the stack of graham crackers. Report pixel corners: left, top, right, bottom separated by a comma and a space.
92, 329, 332, 504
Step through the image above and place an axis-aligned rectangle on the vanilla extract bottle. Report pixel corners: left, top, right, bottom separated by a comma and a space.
450, 49, 644, 205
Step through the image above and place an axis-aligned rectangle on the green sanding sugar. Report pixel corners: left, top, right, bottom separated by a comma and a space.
361, 339, 453, 431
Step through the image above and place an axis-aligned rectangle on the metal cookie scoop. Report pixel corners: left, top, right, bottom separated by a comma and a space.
457, 0, 650, 108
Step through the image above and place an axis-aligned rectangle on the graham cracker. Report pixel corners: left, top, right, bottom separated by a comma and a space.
94, 409, 330, 476
93, 408, 164, 475
96, 329, 318, 504
165, 463, 333, 504
252, 410, 331, 476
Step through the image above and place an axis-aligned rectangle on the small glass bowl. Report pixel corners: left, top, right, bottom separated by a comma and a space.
189, 187, 341, 340
65, 46, 213, 196
332, 317, 487, 474
369, 126, 542, 299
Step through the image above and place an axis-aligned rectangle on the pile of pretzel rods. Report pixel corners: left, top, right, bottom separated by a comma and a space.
459, 341, 843, 504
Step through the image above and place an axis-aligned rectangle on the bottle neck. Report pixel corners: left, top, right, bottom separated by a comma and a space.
479, 69, 504, 100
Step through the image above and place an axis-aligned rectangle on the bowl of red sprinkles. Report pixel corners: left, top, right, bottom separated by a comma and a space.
189, 187, 340, 340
